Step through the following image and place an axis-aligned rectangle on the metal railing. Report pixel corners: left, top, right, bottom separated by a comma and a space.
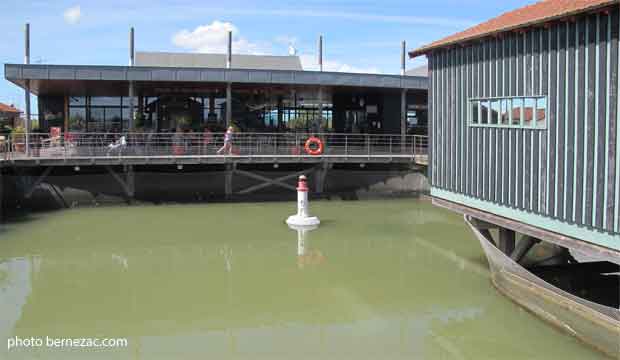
2, 132, 428, 160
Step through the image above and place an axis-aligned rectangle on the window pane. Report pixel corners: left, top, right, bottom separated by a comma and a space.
91, 97, 121, 106
88, 108, 105, 132
500, 100, 510, 124
480, 101, 489, 124
106, 107, 122, 132
70, 96, 86, 106
524, 98, 535, 127
68, 107, 86, 131
471, 101, 480, 124
536, 97, 547, 127
491, 100, 500, 124
511, 98, 523, 125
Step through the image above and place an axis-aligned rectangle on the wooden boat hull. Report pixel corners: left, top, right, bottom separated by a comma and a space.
465, 216, 620, 359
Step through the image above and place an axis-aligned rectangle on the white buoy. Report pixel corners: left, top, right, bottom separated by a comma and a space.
286, 175, 320, 227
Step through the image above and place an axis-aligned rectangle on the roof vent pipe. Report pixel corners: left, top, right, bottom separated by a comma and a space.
318, 35, 323, 72
25, 23, 30, 65
401, 40, 406, 76
227, 31, 232, 69
129, 27, 135, 66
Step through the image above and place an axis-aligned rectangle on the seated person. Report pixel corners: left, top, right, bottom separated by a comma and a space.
107, 135, 126, 155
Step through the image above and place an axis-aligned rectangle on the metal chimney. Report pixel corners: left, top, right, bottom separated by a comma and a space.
129, 27, 135, 66
227, 31, 232, 69
318, 35, 323, 72
401, 40, 406, 76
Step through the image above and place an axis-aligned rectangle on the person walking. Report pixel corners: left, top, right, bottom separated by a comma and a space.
217, 126, 234, 155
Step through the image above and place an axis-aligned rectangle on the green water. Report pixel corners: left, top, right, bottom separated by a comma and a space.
0, 199, 607, 359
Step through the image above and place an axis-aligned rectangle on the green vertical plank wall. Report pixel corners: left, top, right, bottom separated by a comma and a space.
429, 7, 620, 249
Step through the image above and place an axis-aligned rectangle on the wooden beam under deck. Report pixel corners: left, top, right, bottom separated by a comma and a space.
432, 196, 620, 265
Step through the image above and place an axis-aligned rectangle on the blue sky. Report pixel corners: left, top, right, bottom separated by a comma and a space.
1, 0, 530, 111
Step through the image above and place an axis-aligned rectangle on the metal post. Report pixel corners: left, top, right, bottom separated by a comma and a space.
24, 23, 31, 156
317, 87, 323, 132
400, 40, 406, 76
401, 89, 407, 153
129, 27, 135, 66
227, 31, 232, 69
226, 30, 232, 127
128, 27, 135, 130
226, 83, 232, 127
318, 35, 323, 72
316, 35, 323, 133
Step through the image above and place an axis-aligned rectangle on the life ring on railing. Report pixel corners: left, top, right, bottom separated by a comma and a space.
304, 137, 324, 156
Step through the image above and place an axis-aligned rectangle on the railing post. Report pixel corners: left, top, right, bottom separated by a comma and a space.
389, 136, 392, 155
344, 135, 348, 157
366, 134, 370, 158
295, 133, 299, 157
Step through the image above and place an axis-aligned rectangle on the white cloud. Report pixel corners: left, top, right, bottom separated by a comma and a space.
171, 21, 380, 73
63, 5, 81, 25
172, 21, 267, 54
299, 54, 380, 74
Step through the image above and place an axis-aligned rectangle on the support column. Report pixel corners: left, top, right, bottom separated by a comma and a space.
225, 163, 235, 198
125, 165, 135, 198
498, 228, 516, 256
24, 23, 30, 156
225, 30, 232, 128
226, 83, 232, 128
315, 162, 330, 194
128, 27, 135, 130
317, 86, 323, 132
64, 95, 69, 133
209, 94, 215, 119
25, 80, 31, 156
400, 89, 407, 153
128, 83, 135, 130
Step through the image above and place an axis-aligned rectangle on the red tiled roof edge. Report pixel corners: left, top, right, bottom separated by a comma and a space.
410, 0, 618, 58
0, 103, 22, 113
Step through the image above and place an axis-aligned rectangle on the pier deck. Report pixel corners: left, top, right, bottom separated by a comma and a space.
1, 133, 429, 167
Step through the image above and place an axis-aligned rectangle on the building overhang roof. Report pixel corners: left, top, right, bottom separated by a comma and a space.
4, 64, 427, 96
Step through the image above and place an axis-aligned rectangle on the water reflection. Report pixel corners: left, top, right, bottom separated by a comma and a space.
0, 257, 32, 356
288, 223, 326, 269
0, 200, 608, 359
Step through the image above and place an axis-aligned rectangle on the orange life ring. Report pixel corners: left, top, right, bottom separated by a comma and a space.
304, 137, 323, 156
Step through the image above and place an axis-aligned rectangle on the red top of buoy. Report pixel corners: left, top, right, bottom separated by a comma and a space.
297, 175, 308, 192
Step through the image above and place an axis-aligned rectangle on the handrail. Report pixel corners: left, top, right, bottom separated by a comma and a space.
2, 132, 428, 161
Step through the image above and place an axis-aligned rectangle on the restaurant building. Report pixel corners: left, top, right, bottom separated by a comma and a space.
4, 41, 428, 136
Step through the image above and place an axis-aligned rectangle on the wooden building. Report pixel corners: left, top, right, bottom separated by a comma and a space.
411, 0, 619, 251
411, 1, 620, 356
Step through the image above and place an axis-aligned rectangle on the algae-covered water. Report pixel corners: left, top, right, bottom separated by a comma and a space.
0, 199, 606, 359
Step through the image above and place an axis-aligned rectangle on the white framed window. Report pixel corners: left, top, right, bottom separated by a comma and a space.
468, 95, 547, 129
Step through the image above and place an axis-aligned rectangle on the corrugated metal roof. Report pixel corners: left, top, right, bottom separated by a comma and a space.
135, 52, 303, 71
410, 0, 617, 57
405, 64, 428, 77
